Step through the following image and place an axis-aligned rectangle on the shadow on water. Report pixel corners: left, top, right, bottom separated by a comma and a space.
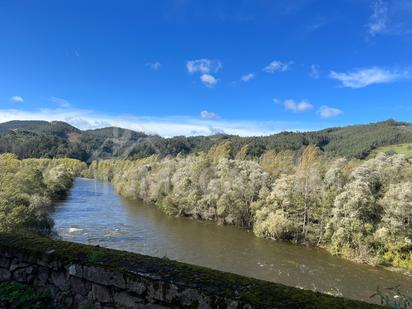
52, 178, 412, 303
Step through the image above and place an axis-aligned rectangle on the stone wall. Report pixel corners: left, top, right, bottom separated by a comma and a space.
0, 233, 379, 308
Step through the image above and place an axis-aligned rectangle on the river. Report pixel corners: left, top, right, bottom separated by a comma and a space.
52, 178, 412, 304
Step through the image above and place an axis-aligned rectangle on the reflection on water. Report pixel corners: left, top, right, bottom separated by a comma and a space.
52, 178, 412, 303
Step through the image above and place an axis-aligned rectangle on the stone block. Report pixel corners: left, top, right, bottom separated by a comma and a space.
73, 294, 89, 308
114, 291, 143, 308
50, 270, 68, 291
70, 276, 91, 296
83, 266, 125, 289
164, 283, 179, 303
9, 259, 29, 272
37, 266, 49, 285
0, 268, 11, 281
198, 301, 213, 309
0, 257, 10, 269
67, 263, 83, 277
0, 251, 13, 258
179, 288, 202, 306
126, 277, 147, 295
91, 283, 112, 303
15, 252, 37, 264
12, 266, 34, 283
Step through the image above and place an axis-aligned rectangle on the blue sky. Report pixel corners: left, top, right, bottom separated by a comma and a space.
0, 0, 411, 136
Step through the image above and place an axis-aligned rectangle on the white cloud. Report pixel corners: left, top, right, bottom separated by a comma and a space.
329, 67, 407, 88
51, 97, 71, 108
275, 98, 314, 113
186, 59, 222, 74
0, 107, 316, 137
10, 96, 24, 103
309, 64, 320, 79
318, 106, 343, 118
146, 61, 161, 70
263, 60, 291, 73
200, 110, 219, 119
200, 74, 218, 87
368, 0, 388, 36
241, 73, 255, 82
186, 59, 222, 87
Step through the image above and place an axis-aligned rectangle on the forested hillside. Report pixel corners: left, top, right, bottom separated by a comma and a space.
0, 119, 411, 161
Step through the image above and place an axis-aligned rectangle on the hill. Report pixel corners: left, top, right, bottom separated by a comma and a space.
0, 119, 411, 161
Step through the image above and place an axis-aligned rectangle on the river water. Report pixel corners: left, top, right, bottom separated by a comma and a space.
52, 178, 412, 303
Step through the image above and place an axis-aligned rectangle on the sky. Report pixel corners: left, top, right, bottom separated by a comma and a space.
0, 0, 411, 137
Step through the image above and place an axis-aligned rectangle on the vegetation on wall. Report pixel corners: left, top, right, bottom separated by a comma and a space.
0, 282, 52, 308
0, 154, 86, 235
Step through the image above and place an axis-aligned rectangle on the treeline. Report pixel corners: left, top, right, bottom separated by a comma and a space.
0, 154, 86, 235
1, 119, 412, 161
87, 146, 412, 270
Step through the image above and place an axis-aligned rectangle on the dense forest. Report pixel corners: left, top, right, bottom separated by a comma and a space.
0, 154, 86, 235
86, 146, 412, 271
1, 119, 412, 161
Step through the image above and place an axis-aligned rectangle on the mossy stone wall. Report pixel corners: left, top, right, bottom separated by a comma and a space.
0, 233, 380, 308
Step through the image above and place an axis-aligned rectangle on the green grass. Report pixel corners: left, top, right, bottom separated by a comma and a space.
0, 282, 52, 309
370, 143, 412, 158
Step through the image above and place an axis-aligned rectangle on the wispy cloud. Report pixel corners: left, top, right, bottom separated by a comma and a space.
240, 73, 255, 82
0, 107, 316, 137
51, 97, 71, 108
200, 74, 218, 87
10, 96, 24, 103
186, 59, 222, 74
366, 0, 412, 37
274, 98, 314, 113
329, 67, 409, 88
146, 61, 161, 70
263, 60, 292, 73
368, 0, 388, 36
200, 110, 219, 119
318, 106, 343, 118
309, 65, 320, 79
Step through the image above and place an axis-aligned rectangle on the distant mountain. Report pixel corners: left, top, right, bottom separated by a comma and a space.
0, 119, 411, 161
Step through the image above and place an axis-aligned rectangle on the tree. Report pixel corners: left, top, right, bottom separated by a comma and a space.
378, 182, 412, 242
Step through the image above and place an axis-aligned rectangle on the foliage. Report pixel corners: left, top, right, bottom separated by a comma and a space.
0, 282, 52, 308
90, 153, 271, 228
0, 154, 84, 235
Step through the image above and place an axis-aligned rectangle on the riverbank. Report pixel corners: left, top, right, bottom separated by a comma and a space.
84, 151, 412, 276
